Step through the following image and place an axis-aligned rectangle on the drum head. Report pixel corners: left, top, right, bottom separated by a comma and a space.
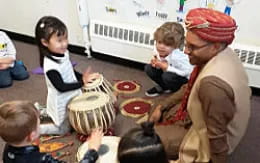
68, 92, 109, 111
77, 136, 120, 163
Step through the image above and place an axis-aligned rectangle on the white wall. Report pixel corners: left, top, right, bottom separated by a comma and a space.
214, 0, 260, 46
0, 0, 259, 47
0, 0, 84, 46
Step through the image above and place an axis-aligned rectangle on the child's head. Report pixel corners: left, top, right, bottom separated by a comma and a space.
35, 16, 68, 66
117, 122, 169, 163
0, 101, 39, 145
154, 22, 185, 57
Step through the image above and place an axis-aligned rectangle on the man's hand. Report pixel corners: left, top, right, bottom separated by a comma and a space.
149, 105, 163, 123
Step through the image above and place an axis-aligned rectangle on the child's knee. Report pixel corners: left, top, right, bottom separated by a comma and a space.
13, 72, 29, 80
145, 64, 159, 77
11, 65, 29, 80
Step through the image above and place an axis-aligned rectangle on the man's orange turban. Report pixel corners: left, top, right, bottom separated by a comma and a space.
185, 8, 237, 44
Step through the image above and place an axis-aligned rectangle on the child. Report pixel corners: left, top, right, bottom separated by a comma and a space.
0, 31, 29, 88
145, 22, 192, 97
117, 122, 169, 163
0, 100, 103, 163
35, 16, 99, 135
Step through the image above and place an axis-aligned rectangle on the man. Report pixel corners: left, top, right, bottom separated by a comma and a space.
149, 8, 251, 163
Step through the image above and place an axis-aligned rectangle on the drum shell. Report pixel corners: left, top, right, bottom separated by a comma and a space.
68, 92, 115, 135
83, 75, 116, 103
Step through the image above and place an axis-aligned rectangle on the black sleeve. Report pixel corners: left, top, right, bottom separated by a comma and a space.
74, 70, 83, 81
40, 153, 66, 163
46, 70, 83, 92
79, 149, 99, 163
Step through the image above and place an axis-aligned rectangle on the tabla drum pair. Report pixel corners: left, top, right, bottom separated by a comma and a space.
68, 91, 116, 135
83, 74, 116, 103
77, 136, 120, 163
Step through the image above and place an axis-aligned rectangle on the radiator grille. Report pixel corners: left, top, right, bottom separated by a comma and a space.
93, 23, 154, 47
234, 48, 260, 66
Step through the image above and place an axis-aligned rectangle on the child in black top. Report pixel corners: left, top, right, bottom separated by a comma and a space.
35, 16, 99, 135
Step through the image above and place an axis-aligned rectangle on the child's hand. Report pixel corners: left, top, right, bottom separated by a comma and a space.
152, 51, 161, 61
155, 61, 168, 71
82, 67, 100, 84
150, 56, 157, 67
88, 128, 104, 151
151, 58, 168, 71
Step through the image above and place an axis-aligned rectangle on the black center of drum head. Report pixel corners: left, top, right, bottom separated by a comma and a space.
98, 144, 109, 156
86, 95, 98, 101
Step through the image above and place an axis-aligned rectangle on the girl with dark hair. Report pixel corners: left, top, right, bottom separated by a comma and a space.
118, 122, 169, 163
35, 16, 99, 135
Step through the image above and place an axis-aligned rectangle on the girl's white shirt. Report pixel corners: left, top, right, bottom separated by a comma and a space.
43, 51, 82, 126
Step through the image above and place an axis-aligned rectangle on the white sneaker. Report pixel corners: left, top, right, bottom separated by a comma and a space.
34, 102, 47, 115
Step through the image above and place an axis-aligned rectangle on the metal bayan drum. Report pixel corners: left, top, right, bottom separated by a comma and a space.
68, 92, 116, 135
83, 74, 116, 103
77, 136, 120, 163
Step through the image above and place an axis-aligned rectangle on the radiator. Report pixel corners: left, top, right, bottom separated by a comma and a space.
89, 20, 260, 88
89, 20, 155, 63
230, 43, 260, 88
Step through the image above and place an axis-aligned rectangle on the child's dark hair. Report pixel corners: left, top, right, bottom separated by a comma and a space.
35, 16, 67, 67
117, 122, 169, 163
154, 22, 185, 49
0, 101, 39, 144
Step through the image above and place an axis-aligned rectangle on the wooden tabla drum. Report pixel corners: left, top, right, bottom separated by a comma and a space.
77, 136, 120, 163
68, 92, 116, 135
83, 74, 116, 103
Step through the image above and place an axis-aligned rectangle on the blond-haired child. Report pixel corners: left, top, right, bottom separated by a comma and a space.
0, 100, 102, 163
145, 22, 192, 97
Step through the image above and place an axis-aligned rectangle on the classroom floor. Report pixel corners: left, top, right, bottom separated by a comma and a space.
0, 40, 260, 163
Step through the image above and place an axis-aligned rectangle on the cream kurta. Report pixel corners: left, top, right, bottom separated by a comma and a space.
178, 47, 251, 163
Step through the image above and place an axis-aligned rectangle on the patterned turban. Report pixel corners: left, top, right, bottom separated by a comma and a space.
185, 8, 237, 44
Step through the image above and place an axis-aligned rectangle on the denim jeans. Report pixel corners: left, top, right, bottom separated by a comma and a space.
0, 60, 29, 88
